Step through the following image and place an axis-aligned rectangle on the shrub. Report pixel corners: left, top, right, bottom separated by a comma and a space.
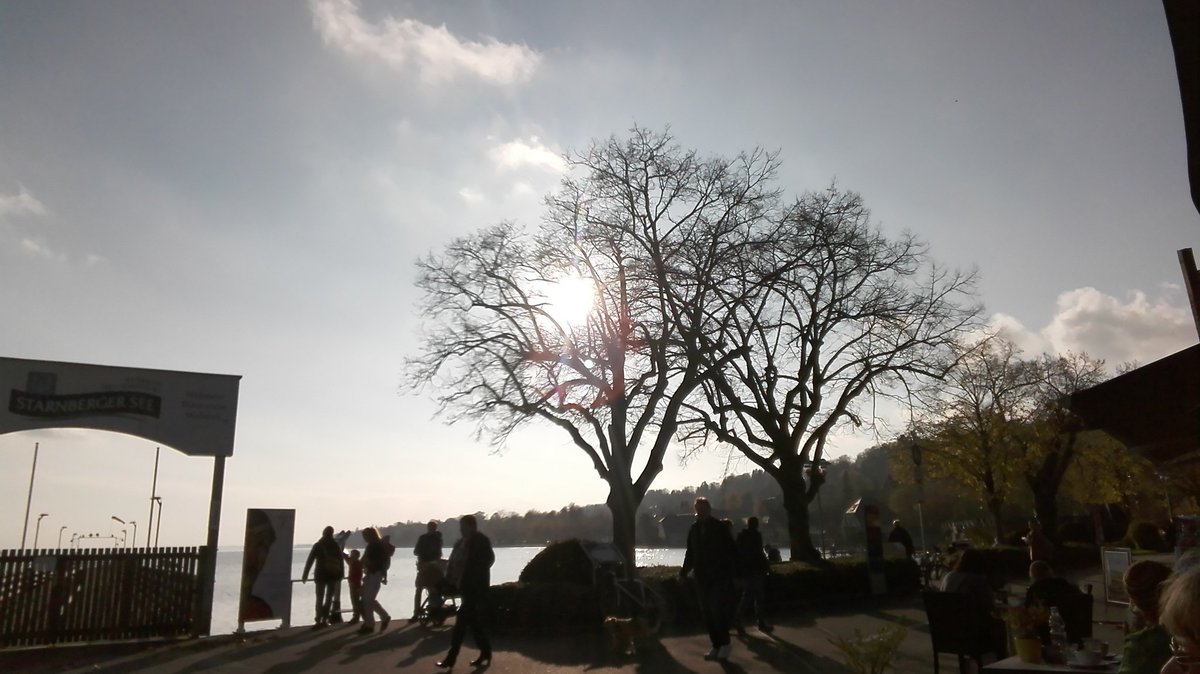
829, 625, 908, 674
519, 539, 595, 585
1058, 521, 1092, 544
487, 581, 601, 634
639, 556, 920, 626
1124, 522, 1165, 551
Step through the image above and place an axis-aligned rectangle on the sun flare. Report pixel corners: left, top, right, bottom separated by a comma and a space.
542, 275, 595, 328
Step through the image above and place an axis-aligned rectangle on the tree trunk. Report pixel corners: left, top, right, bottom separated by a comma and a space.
986, 496, 1005, 545
1031, 488, 1059, 545
781, 477, 821, 562
607, 481, 640, 579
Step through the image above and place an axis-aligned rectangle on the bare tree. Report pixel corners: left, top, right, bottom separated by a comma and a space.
679, 187, 980, 560
409, 128, 779, 570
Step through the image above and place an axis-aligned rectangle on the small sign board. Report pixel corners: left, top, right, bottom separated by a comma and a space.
238, 508, 296, 630
1100, 547, 1132, 606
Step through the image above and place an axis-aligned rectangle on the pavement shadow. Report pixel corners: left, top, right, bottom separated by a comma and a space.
743, 630, 850, 674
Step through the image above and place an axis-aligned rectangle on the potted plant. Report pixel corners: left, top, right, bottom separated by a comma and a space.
996, 603, 1048, 663
828, 625, 908, 674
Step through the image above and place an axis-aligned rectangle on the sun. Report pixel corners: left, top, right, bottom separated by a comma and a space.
542, 274, 595, 328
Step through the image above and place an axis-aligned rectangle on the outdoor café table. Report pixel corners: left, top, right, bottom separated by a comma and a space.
983, 655, 1119, 673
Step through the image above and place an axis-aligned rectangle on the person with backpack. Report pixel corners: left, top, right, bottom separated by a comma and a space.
358, 526, 393, 635
301, 526, 345, 627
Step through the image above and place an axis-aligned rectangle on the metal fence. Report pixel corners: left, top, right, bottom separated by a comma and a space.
0, 547, 207, 648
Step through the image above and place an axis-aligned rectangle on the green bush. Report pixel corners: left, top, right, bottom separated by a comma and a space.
518, 539, 595, 585
959, 543, 1098, 585
487, 581, 601, 634
1124, 522, 1165, 551
1058, 521, 1092, 544
638, 557, 921, 626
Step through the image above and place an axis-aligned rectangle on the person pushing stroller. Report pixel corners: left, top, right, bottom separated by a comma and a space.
412, 520, 444, 623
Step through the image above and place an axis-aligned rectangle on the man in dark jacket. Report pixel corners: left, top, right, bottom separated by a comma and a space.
736, 517, 772, 633
438, 515, 494, 669
301, 526, 345, 627
680, 497, 738, 661
888, 520, 915, 559
412, 520, 443, 621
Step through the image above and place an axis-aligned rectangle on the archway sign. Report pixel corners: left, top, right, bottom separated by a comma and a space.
0, 356, 241, 637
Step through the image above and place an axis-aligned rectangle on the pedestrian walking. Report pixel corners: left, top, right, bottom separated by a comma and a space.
413, 520, 443, 622
680, 497, 738, 661
735, 516, 772, 634
301, 526, 344, 627
343, 549, 364, 624
437, 514, 494, 669
358, 526, 392, 635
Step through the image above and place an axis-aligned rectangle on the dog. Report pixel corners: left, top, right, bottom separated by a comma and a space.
603, 616, 654, 656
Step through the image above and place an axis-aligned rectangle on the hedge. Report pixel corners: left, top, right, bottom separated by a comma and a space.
480, 544, 1105, 633
478, 556, 920, 633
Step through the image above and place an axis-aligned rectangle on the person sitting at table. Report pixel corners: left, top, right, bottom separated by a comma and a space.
1117, 559, 1173, 674
1024, 560, 1083, 610
1159, 563, 1200, 674
941, 548, 1006, 661
941, 548, 995, 611
1023, 560, 1086, 644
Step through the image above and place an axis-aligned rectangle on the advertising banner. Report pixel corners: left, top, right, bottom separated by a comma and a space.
0, 357, 240, 457
1101, 547, 1133, 606
239, 508, 295, 626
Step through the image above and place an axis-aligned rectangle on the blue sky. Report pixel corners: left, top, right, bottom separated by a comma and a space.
1, 1, 1196, 548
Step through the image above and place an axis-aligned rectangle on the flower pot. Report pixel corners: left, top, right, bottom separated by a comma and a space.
1014, 637, 1043, 664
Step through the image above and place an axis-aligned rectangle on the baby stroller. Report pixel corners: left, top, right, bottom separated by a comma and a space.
414, 560, 459, 627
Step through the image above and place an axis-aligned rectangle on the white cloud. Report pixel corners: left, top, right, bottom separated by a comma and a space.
987, 312, 1048, 355
311, 0, 541, 85
19, 237, 65, 261
458, 187, 483, 203
0, 185, 47, 219
1040, 287, 1193, 366
489, 137, 565, 173
989, 287, 1194, 367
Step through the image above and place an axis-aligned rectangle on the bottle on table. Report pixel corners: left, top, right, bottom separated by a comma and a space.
1047, 606, 1068, 664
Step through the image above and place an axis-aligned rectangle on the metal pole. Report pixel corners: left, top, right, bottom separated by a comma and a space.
147, 446, 160, 547
195, 456, 225, 637
154, 497, 163, 547
917, 501, 927, 553
817, 490, 826, 559
58, 526, 67, 549
130, 521, 138, 550
20, 442, 39, 551
33, 513, 48, 550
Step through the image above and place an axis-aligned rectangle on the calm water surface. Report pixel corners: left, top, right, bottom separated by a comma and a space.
214, 546, 685, 635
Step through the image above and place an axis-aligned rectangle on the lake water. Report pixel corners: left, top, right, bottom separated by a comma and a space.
214, 546, 685, 635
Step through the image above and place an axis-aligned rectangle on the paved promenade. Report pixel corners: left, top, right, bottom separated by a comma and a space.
3, 565, 1131, 673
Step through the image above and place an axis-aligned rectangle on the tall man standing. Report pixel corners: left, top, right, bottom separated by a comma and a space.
438, 515, 494, 669
680, 497, 738, 661
301, 526, 345, 627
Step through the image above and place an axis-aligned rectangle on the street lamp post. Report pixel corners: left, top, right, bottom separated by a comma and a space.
910, 435, 927, 553
58, 525, 67, 549
33, 513, 49, 550
153, 497, 163, 548
19, 442, 40, 551
129, 521, 137, 550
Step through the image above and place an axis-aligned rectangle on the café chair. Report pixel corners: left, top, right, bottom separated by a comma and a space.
922, 590, 1007, 674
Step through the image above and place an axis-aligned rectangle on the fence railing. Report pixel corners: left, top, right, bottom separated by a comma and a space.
0, 546, 208, 648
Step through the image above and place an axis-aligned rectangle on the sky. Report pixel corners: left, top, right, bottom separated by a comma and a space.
1, 1, 1197, 550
